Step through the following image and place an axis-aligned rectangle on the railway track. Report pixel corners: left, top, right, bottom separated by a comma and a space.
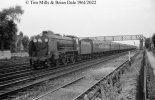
33, 76, 85, 100
0, 57, 29, 68
0, 64, 30, 73
0, 51, 134, 99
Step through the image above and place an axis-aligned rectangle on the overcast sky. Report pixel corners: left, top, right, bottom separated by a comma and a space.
0, 0, 155, 46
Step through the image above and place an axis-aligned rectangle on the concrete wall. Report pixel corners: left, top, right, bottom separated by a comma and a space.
11, 52, 29, 57
0, 51, 29, 60
0, 50, 11, 60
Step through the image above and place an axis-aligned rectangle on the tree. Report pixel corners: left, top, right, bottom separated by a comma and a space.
22, 35, 30, 51
152, 33, 155, 48
0, 6, 24, 50
145, 38, 151, 49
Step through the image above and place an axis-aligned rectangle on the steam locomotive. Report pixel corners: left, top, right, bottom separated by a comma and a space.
28, 31, 136, 69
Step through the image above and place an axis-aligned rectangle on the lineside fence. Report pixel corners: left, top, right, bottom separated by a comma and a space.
144, 50, 155, 100
73, 51, 139, 100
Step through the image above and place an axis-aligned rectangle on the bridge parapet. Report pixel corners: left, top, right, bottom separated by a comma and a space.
73, 51, 139, 100
144, 51, 155, 100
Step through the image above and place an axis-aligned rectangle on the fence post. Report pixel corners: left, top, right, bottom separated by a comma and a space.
129, 51, 131, 66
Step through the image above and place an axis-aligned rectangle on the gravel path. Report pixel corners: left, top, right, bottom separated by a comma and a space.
13, 51, 136, 100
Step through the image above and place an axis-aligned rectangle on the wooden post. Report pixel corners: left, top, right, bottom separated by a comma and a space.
128, 51, 130, 61
129, 51, 131, 66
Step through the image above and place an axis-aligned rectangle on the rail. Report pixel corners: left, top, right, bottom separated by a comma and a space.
73, 51, 139, 100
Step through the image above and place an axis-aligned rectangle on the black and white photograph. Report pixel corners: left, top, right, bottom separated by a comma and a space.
0, 0, 155, 100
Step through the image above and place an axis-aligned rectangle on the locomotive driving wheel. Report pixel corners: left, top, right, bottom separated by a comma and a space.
32, 62, 38, 69
45, 60, 51, 67
55, 59, 60, 66
70, 55, 75, 63
62, 56, 68, 66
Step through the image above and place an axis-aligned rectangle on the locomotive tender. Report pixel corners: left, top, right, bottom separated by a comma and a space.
28, 31, 136, 69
